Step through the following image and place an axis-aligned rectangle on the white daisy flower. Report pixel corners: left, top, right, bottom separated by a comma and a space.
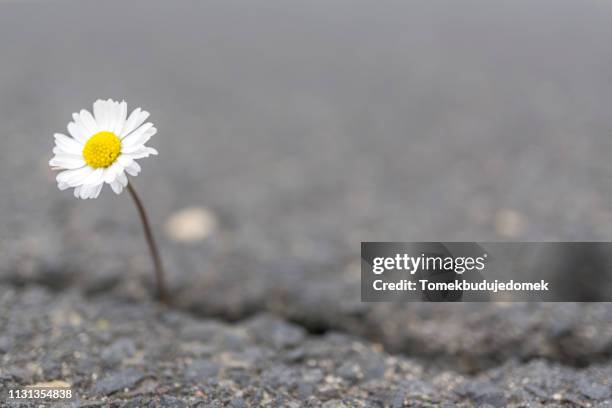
49, 99, 158, 199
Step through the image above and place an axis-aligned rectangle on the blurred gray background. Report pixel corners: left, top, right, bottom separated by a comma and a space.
1, 0, 611, 371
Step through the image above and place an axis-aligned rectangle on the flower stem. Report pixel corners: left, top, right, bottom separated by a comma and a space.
127, 182, 170, 306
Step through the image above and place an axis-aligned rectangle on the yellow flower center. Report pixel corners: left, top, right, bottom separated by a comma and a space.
82, 131, 122, 168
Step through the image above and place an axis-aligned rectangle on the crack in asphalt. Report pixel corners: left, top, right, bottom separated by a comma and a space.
2, 270, 609, 377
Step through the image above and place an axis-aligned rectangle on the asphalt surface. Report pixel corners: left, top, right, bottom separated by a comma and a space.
1, 286, 611, 407
1, 0, 612, 406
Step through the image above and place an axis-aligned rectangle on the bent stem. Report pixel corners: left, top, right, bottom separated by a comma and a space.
127, 182, 170, 306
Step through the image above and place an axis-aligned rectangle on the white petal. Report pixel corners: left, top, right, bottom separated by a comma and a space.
74, 186, 82, 198
122, 124, 156, 151
103, 168, 115, 184
125, 160, 141, 176
52, 145, 80, 157
58, 182, 70, 191
106, 100, 119, 133
121, 108, 149, 138
125, 147, 158, 159
77, 109, 99, 134
68, 120, 90, 144
120, 108, 141, 137
110, 180, 124, 194
117, 171, 128, 187
113, 100, 128, 135
90, 183, 103, 199
51, 152, 82, 160
103, 161, 122, 183
93, 99, 110, 130
79, 184, 95, 199
116, 154, 134, 168
54, 133, 83, 154
84, 184, 102, 199
52, 145, 82, 157
78, 185, 89, 199
82, 168, 104, 186
57, 166, 94, 187
49, 155, 85, 169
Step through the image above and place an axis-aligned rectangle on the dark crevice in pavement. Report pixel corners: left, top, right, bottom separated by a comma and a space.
0, 271, 74, 293
262, 312, 612, 375
285, 318, 330, 336
2, 272, 611, 377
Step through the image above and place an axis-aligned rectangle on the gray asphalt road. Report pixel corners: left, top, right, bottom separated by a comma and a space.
3, 0, 612, 243
1, 0, 611, 395
1, 286, 611, 407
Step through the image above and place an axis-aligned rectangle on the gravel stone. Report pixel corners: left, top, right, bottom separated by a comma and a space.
456, 380, 507, 407
93, 368, 147, 395
578, 377, 612, 400
184, 359, 220, 382
100, 338, 137, 367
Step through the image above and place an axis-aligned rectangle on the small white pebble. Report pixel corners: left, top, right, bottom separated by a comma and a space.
494, 208, 526, 238
27, 380, 71, 388
165, 206, 217, 243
